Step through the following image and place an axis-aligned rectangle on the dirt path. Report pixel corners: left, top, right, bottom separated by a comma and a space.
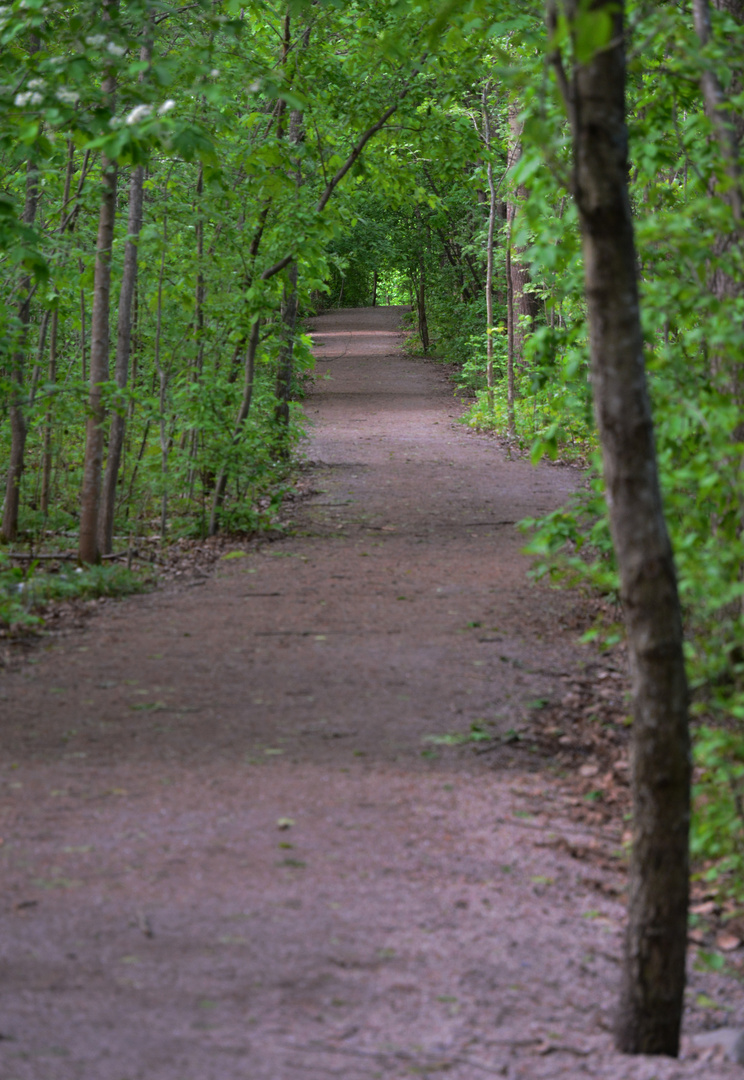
1, 306, 743, 1078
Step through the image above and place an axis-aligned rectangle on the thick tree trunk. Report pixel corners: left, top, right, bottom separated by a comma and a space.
552, 0, 691, 1055
79, 150, 117, 563
98, 163, 144, 555
1, 159, 39, 542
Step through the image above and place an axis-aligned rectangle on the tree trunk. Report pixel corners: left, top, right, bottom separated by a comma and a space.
417, 261, 430, 354
209, 317, 261, 535
551, 0, 691, 1055
274, 261, 299, 431
79, 26, 117, 564
275, 103, 304, 433
483, 85, 497, 412
692, 0, 744, 444
98, 162, 144, 554
42, 141, 87, 517
506, 103, 539, 365
78, 149, 117, 563
99, 39, 150, 554
1, 159, 39, 542
505, 240, 516, 439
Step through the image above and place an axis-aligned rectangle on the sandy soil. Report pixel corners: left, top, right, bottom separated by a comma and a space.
1, 305, 743, 1079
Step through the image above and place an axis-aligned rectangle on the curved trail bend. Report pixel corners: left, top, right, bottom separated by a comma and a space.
1, 306, 742, 1078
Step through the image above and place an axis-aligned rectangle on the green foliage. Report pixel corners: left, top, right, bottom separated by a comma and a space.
0, 556, 151, 630
693, 727, 744, 900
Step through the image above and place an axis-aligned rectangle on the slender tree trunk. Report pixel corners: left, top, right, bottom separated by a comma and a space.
505, 241, 516, 439
99, 40, 150, 554
79, 29, 117, 563
78, 149, 117, 563
483, 85, 497, 412
194, 161, 205, 376
209, 317, 261, 535
153, 177, 171, 545
275, 103, 305, 433
274, 261, 299, 432
1, 160, 39, 542
506, 103, 539, 366
42, 143, 91, 516
40, 307, 58, 517
98, 163, 144, 554
417, 263, 430, 353
550, 0, 691, 1055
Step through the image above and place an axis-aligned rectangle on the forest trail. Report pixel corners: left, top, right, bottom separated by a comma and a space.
1, 306, 743, 1079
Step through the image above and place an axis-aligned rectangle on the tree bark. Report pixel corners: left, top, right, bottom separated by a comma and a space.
79, 12, 117, 564
99, 38, 151, 554
275, 103, 304, 433
274, 260, 299, 431
506, 103, 539, 366
1, 159, 39, 542
505, 239, 516, 439
209, 317, 261, 535
483, 85, 497, 412
550, 0, 691, 1055
1, 30, 40, 542
98, 162, 144, 554
78, 148, 117, 563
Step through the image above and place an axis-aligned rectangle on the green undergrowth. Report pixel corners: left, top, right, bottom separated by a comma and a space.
519, 461, 744, 903
0, 557, 154, 632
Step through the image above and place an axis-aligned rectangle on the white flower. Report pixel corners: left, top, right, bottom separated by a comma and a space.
125, 103, 151, 125
85, 34, 106, 48
107, 41, 126, 57
248, 79, 262, 92
210, 68, 220, 78
27, 78, 45, 89
109, 115, 123, 128
157, 99, 175, 115
15, 91, 43, 106
55, 88, 79, 105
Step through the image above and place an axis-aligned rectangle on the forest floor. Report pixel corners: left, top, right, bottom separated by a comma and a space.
2, 306, 744, 1079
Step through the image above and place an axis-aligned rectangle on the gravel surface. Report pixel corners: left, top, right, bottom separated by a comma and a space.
1, 305, 742, 1078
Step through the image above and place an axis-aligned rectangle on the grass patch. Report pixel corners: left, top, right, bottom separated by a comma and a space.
0, 557, 154, 631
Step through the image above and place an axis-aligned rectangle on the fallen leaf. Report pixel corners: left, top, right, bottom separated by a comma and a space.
277, 818, 295, 830
716, 932, 741, 952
